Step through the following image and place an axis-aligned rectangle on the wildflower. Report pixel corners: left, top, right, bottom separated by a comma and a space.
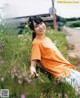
66, 36, 69, 40
18, 35, 23, 38
12, 66, 18, 73
22, 71, 27, 76
1, 77, 4, 81
18, 80, 22, 84
25, 78, 32, 83
17, 75, 22, 79
20, 94, 25, 98
15, 73, 18, 77
11, 74, 14, 79
25, 24, 28, 28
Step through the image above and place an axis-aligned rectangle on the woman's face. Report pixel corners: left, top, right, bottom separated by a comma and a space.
33, 22, 46, 35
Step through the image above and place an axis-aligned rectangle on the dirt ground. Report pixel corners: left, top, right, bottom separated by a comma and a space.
62, 26, 80, 71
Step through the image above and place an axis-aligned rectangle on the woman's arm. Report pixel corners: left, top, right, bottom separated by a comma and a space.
30, 60, 38, 78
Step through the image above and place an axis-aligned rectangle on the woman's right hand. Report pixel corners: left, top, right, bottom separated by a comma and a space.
30, 66, 38, 78
30, 60, 38, 78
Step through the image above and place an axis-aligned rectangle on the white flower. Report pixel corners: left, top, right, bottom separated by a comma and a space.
11, 74, 14, 79
1, 77, 4, 81
18, 80, 22, 84
66, 36, 69, 40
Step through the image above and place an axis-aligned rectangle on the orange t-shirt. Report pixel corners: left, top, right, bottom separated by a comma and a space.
31, 37, 76, 79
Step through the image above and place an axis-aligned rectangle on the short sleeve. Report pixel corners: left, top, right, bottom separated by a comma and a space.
31, 44, 41, 61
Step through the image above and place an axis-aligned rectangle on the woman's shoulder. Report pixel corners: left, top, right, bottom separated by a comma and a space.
46, 37, 52, 41
32, 37, 51, 45
46, 37, 50, 39
32, 38, 41, 45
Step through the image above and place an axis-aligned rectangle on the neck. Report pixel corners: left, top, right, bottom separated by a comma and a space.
36, 34, 45, 39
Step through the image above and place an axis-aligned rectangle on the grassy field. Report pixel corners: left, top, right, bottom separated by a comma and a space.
66, 20, 80, 27
66, 20, 80, 24
0, 26, 79, 98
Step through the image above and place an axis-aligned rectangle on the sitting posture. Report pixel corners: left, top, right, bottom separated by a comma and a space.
28, 16, 80, 92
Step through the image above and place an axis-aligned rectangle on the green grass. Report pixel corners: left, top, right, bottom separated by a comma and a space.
66, 20, 80, 24
0, 26, 78, 98
66, 20, 80, 27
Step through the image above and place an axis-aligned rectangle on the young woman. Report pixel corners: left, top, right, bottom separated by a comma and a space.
28, 16, 80, 92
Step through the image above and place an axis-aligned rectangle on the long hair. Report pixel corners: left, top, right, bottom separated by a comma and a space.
28, 16, 43, 40
32, 32, 36, 40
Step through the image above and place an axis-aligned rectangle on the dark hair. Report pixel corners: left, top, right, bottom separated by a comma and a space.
28, 16, 44, 40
